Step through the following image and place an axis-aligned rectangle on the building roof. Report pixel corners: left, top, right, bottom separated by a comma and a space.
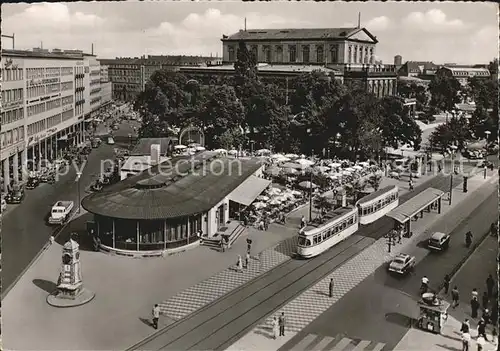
130, 137, 178, 156
303, 206, 355, 232
442, 66, 490, 76
401, 61, 438, 73
2, 49, 87, 60
228, 176, 271, 206
357, 185, 397, 205
121, 156, 170, 172
386, 187, 444, 223
81, 152, 263, 220
223, 27, 377, 43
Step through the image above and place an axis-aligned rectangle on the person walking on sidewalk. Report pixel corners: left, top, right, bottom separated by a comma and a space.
236, 255, 243, 272
487, 274, 495, 298
444, 275, 451, 295
471, 298, 480, 318
462, 331, 471, 351
329, 278, 334, 298
278, 312, 286, 337
301, 215, 306, 229
482, 291, 489, 311
482, 309, 490, 326
461, 319, 470, 333
152, 304, 160, 330
272, 316, 279, 340
477, 335, 485, 351
245, 252, 250, 269
477, 320, 488, 341
472, 288, 479, 301
409, 179, 414, 191
452, 286, 460, 308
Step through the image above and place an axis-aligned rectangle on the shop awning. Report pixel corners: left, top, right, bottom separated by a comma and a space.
386, 187, 444, 224
229, 175, 271, 206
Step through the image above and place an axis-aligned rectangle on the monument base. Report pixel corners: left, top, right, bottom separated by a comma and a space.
47, 288, 95, 308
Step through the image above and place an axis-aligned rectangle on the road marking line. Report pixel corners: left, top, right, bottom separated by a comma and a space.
370, 342, 386, 351
311, 336, 335, 351
331, 337, 353, 350
290, 334, 318, 351
351, 340, 371, 351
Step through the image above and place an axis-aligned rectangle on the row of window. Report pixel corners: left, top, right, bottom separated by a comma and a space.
61, 67, 73, 76
2, 68, 23, 81
61, 81, 73, 91
90, 87, 101, 95
1, 108, 24, 126
46, 83, 60, 94
91, 97, 102, 105
46, 98, 62, 111
62, 109, 74, 122
1, 126, 25, 148
90, 79, 101, 86
75, 103, 84, 117
26, 68, 45, 79
62, 95, 74, 105
27, 102, 46, 117
27, 119, 46, 137
109, 69, 141, 76
348, 45, 373, 64
298, 213, 357, 247
45, 67, 60, 78
359, 192, 398, 216
46, 113, 62, 129
2, 88, 23, 103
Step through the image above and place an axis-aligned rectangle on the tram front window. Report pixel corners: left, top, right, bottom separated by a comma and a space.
298, 236, 311, 246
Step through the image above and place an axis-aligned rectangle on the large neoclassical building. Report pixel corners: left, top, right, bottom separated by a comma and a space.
180, 26, 397, 97
81, 151, 270, 256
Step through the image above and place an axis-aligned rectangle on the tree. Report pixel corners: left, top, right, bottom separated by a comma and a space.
397, 80, 429, 110
345, 179, 367, 204
379, 96, 422, 151
200, 85, 244, 148
314, 195, 333, 218
428, 116, 470, 153
367, 173, 382, 191
429, 73, 461, 114
234, 41, 258, 102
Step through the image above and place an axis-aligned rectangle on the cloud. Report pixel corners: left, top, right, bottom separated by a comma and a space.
366, 16, 391, 31
402, 9, 467, 33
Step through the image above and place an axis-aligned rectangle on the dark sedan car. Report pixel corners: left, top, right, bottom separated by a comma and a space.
6, 187, 25, 204
26, 177, 41, 189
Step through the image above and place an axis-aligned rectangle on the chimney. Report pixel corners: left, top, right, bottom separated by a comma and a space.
244, 17, 247, 31
150, 144, 161, 165
91, 43, 94, 55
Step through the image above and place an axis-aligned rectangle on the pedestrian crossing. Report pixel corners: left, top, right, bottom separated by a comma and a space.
283, 333, 387, 351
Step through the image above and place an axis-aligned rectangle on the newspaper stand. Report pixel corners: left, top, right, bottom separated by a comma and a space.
417, 293, 450, 334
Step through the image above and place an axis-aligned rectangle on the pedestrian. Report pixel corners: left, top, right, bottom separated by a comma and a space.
300, 215, 306, 229
247, 238, 252, 255
245, 252, 250, 269
443, 275, 450, 295
462, 331, 471, 351
452, 286, 460, 308
477, 335, 485, 351
471, 298, 480, 318
472, 288, 479, 300
409, 180, 414, 191
278, 312, 286, 337
477, 320, 488, 341
487, 274, 495, 298
220, 238, 226, 252
264, 217, 269, 231
482, 291, 489, 311
272, 316, 279, 340
421, 276, 429, 294
329, 278, 334, 298
461, 319, 470, 333
49, 235, 55, 245
236, 255, 243, 272
482, 309, 490, 326
152, 304, 160, 329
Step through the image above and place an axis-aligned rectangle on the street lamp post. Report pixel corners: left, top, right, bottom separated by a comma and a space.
448, 145, 457, 206
484, 131, 491, 179
76, 171, 82, 213
309, 171, 313, 223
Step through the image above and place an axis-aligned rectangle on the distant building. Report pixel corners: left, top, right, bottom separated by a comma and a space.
394, 55, 402, 66
98, 55, 221, 102
435, 66, 491, 86
398, 61, 438, 79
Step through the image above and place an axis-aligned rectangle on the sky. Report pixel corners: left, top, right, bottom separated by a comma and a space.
1, 2, 498, 64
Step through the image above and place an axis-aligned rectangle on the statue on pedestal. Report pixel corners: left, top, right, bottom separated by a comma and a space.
47, 233, 95, 307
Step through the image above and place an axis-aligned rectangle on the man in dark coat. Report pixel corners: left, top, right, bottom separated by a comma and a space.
278, 312, 286, 336
329, 278, 334, 298
487, 274, 495, 297
471, 298, 480, 318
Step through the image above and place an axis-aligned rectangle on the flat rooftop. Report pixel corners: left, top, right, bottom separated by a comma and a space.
304, 206, 354, 231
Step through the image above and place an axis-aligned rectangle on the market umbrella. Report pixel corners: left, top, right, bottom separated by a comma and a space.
296, 158, 315, 166
174, 144, 187, 150
298, 181, 318, 189
291, 190, 302, 196
285, 153, 299, 159
271, 153, 285, 159
264, 166, 280, 176
282, 167, 299, 175
341, 170, 351, 176
213, 148, 227, 153
269, 199, 282, 206
359, 162, 370, 167
256, 149, 271, 155
267, 188, 282, 195
188, 143, 199, 147
329, 162, 342, 168
252, 202, 268, 209
281, 162, 305, 170
256, 195, 270, 201
228, 149, 238, 155
315, 166, 330, 173
195, 146, 206, 151
352, 165, 363, 171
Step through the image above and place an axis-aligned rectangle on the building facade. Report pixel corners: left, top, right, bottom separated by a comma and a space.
1, 48, 110, 192
435, 66, 491, 86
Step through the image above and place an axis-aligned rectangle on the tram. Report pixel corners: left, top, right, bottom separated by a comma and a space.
297, 185, 399, 258
356, 185, 399, 225
297, 206, 358, 258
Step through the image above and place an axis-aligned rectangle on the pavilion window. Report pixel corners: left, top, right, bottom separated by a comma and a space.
316, 46, 324, 63
289, 45, 297, 62
330, 46, 338, 63
302, 45, 310, 63
264, 46, 271, 63
353, 46, 357, 63
276, 46, 283, 62
228, 46, 235, 62
250, 46, 258, 62
348, 46, 352, 63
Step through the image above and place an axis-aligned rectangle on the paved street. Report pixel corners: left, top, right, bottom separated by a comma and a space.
1, 119, 136, 296
279, 176, 497, 351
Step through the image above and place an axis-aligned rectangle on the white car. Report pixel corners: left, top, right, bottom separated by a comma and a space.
388, 253, 415, 275
107, 137, 115, 145
1, 197, 7, 212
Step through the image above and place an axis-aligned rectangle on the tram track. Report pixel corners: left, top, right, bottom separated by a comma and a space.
126, 235, 373, 351
128, 174, 465, 350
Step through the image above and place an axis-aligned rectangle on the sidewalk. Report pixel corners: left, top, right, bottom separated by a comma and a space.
394, 234, 498, 351
227, 173, 497, 351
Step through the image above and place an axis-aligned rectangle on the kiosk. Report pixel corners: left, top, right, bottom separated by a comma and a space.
417, 293, 450, 334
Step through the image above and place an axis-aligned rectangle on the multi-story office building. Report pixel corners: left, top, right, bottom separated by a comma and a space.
0, 48, 108, 192
98, 55, 221, 102
182, 26, 398, 97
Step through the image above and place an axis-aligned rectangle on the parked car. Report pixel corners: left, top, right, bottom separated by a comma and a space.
26, 177, 41, 189
428, 232, 450, 251
107, 137, 115, 145
388, 253, 415, 275
478, 160, 494, 170
5, 185, 25, 204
